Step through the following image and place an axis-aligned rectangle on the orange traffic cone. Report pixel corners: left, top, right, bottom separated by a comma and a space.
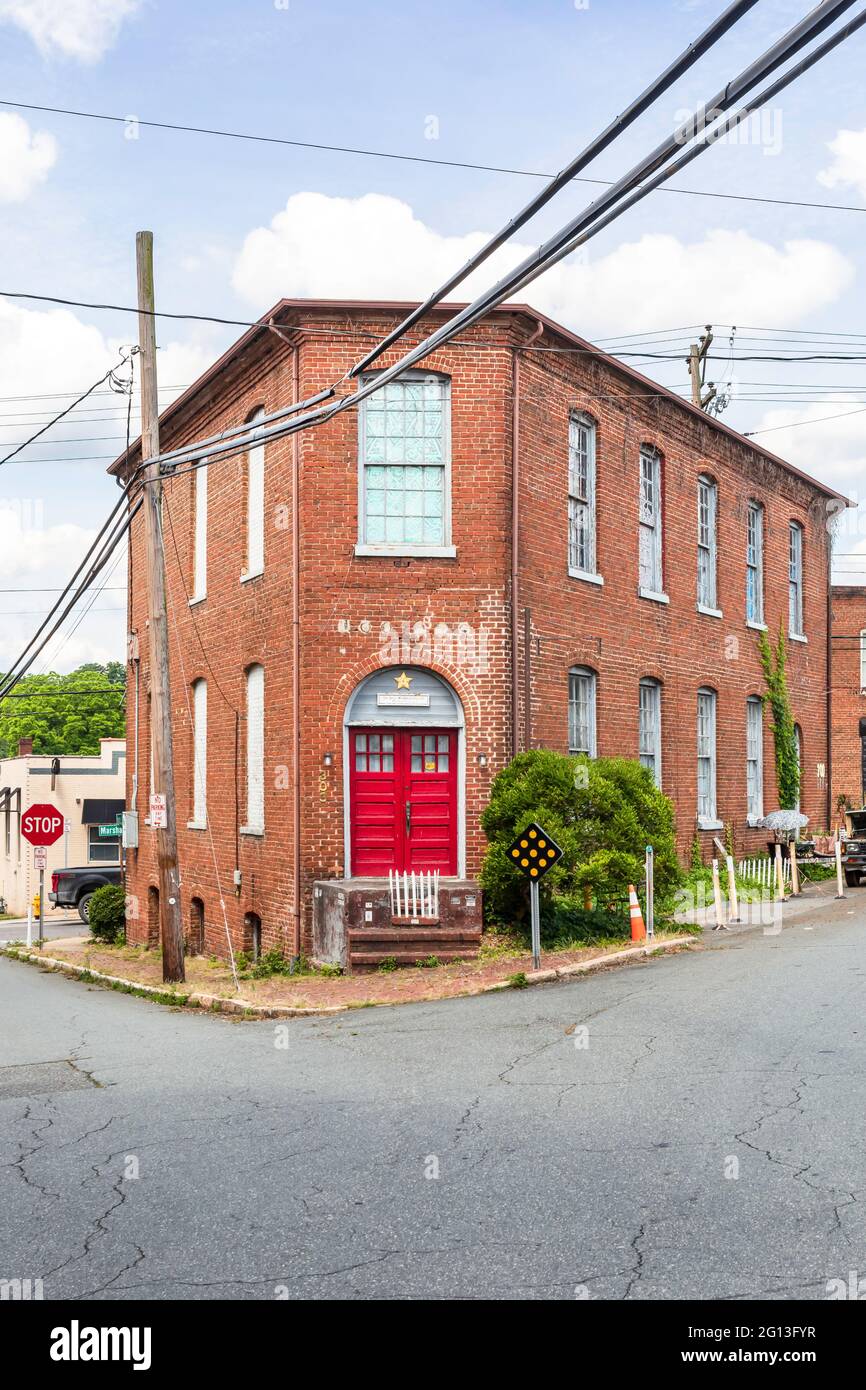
628, 884, 646, 942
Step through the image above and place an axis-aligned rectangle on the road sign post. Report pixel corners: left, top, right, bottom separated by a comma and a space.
21, 805, 63, 948
506, 822, 563, 972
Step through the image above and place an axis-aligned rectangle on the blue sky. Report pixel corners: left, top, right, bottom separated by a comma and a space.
2, 0, 866, 669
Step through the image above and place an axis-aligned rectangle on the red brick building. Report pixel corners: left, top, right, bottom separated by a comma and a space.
830, 586, 866, 815
112, 300, 844, 958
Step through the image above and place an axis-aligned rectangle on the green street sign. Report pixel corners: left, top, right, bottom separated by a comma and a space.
97, 823, 123, 839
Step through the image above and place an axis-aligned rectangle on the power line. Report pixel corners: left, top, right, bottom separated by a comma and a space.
2, 89, 865, 216
745, 403, 866, 435
0, 348, 136, 469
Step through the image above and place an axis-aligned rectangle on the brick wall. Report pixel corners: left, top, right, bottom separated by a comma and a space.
120, 302, 836, 956
830, 587, 866, 815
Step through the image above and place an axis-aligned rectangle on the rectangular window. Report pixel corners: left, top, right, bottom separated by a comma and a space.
746, 696, 763, 822
88, 825, 121, 865
697, 476, 717, 610
191, 678, 207, 827
789, 522, 804, 636
568, 668, 597, 757
245, 410, 265, 578
568, 413, 597, 575
697, 689, 717, 823
244, 665, 264, 833
639, 446, 663, 593
360, 375, 449, 550
746, 502, 764, 624
639, 680, 661, 787
860, 631, 866, 691
192, 460, 207, 601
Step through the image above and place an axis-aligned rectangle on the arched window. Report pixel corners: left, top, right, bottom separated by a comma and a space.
746, 500, 764, 625
245, 912, 262, 963
243, 665, 265, 834
188, 897, 205, 956
697, 687, 718, 825
192, 458, 207, 602
789, 521, 804, 637
746, 696, 763, 823
568, 412, 597, 578
860, 630, 866, 692
639, 679, 662, 787
639, 445, 663, 595
697, 475, 718, 611
358, 372, 451, 554
147, 885, 160, 949
244, 407, 265, 580
190, 678, 207, 828
568, 667, 597, 757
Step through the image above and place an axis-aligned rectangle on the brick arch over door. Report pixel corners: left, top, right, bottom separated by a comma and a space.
343, 666, 466, 878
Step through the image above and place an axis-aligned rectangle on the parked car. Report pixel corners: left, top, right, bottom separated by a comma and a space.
49, 867, 122, 923
841, 809, 866, 887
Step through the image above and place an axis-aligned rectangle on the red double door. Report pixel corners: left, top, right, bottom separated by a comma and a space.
349, 727, 458, 876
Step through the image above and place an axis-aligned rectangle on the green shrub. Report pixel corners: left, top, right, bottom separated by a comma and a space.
88, 884, 126, 944
480, 750, 682, 931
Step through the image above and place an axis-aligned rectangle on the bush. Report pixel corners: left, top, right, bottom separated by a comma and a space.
480, 750, 682, 931
88, 884, 126, 944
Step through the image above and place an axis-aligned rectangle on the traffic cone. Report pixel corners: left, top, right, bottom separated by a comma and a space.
628, 884, 646, 942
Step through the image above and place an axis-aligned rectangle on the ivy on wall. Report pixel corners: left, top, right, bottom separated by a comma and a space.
757, 624, 800, 811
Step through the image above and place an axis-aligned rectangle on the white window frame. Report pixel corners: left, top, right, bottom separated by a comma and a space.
639, 678, 662, 787
639, 445, 665, 599
87, 824, 121, 865
190, 678, 207, 829
746, 695, 764, 825
242, 664, 265, 835
568, 666, 597, 757
697, 475, 718, 613
191, 459, 208, 603
243, 408, 265, 582
746, 501, 765, 627
788, 521, 804, 638
568, 412, 600, 582
356, 371, 455, 558
860, 630, 866, 692
697, 687, 719, 827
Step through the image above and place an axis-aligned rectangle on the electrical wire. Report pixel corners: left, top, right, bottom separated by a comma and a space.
0, 348, 136, 468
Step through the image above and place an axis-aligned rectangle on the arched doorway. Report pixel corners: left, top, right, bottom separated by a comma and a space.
344, 666, 464, 877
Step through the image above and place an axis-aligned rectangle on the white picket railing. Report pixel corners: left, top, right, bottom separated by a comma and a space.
389, 869, 440, 920
738, 856, 791, 889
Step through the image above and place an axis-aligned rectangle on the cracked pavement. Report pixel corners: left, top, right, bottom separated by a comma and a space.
2, 891, 866, 1301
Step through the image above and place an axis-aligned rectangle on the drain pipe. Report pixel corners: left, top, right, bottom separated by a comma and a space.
291, 341, 302, 960
511, 319, 544, 755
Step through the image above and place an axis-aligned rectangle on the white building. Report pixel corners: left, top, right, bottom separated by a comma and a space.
0, 738, 125, 917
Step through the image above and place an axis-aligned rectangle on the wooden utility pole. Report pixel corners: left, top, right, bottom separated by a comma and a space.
687, 325, 716, 411
136, 230, 185, 984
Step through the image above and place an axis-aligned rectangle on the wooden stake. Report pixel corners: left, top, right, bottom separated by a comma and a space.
788, 841, 800, 896
137, 231, 185, 984
836, 835, 846, 899
725, 853, 740, 922
774, 842, 786, 902
711, 858, 725, 931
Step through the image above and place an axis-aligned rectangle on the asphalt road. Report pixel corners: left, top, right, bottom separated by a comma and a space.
0, 916, 85, 945
2, 893, 866, 1301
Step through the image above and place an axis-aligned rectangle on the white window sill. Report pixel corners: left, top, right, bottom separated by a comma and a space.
240, 568, 264, 585
789, 631, 808, 644
746, 816, 764, 829
639, 588, 670, 605
189, 594, 206, 608
240, 825, 265, 838
697, 604, 723, 619
187, 820, 207, 831
746, 619, 768, 632
568, 568, 604, 587
697, 817, 723, 831
354, 544, 457, 559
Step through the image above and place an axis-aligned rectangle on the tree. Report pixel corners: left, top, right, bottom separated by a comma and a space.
0, 665, 126, 758
480, 749, 682, 927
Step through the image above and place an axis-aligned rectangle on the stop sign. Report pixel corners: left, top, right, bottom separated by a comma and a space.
21, 803, 64, 847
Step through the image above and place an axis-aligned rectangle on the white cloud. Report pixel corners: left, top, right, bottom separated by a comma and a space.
0, 0, 140, 62
818, 128, 866, 200
0, 113, 57, 202
232, 192, 853, 337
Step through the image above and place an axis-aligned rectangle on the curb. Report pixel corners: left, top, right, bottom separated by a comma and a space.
1, 934, 695, 1018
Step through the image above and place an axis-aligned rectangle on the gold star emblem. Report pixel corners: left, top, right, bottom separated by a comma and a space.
395, 671, 412, 689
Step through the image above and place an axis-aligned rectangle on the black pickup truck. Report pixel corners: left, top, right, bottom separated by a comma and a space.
841, 809, 866, 887
49, 867, 122, 923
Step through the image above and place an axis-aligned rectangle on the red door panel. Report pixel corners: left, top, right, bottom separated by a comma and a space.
349, 728, 457, 877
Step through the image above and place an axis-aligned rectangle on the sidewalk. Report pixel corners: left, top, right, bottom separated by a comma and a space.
676, 877, 846, 936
